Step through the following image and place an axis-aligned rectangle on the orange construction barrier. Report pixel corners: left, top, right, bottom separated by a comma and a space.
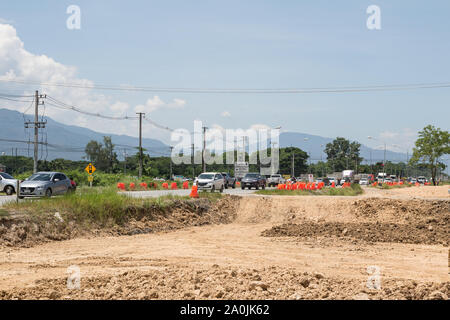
189, 185, 199, 198
140, 182, 148, 190
182, 181, 189, 189
331, 182, 335, 188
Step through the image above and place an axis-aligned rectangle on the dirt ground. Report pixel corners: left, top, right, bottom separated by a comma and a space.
0, 186, 448, 300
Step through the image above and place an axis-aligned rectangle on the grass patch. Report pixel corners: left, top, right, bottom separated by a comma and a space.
0, 209, 9, 217
374, 184, 413, 189
255, 184, 364, 196
4, 187, 222, 225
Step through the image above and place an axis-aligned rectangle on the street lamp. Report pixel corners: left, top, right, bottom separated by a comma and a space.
303, 138, 310, 174
368, 136, 386, 177
392, 144, 410, 178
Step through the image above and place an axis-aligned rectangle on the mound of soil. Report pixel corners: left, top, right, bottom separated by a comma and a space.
1, 264, 447, 300
0, 196, 239, 248
262, 218, 449, 245
351, 198, 449, 223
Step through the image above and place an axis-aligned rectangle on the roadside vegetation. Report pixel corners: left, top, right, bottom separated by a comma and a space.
255, 183, 363, 196
4, 187, 222, 225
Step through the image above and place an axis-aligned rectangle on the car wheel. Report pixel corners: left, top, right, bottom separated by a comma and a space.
18, 196, 24, 199
262, 184, 266, 190
232, 182, 236, 189
5, 186, 14, 196
225, 183, 228, 189
241, 186, 245, 190
45, 188, 52, 198
256, 186, 259, 190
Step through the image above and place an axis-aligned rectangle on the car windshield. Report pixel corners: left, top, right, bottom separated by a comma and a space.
27, 173, 52, 181
244, 173, 259, 178
198, 174, 214, 179
0, 173, 14, 179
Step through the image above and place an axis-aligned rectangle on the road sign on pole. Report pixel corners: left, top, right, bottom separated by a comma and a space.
234, 162, 249, 179
85, 163, 96, 175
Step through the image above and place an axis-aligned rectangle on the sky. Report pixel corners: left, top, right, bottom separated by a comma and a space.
0, 0, 449, 153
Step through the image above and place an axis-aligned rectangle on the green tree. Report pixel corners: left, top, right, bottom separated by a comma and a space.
325, 137, 363, 172
409, 125, 450, 185
279, 147, 308, 176
84, 136, 119, 173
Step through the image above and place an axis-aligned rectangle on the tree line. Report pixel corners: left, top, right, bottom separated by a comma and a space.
1, 125, 448, 185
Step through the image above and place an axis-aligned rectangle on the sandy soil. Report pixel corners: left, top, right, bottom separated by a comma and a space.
0, 186, 448, 300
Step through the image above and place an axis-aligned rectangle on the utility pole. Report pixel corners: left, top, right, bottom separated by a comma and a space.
191, 143, 195, 179
383, 142, 386, 178
291, 152, 295, 177
136, 112, 145, 178
24, 90, 46, 174
202, 126, 207, 173
169, 146, 174, 180
123, 149, 127, 175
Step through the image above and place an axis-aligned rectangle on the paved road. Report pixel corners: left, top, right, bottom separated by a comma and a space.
123, 187, 267, 198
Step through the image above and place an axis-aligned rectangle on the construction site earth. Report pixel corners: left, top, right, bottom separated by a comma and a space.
0, 185, 448, 300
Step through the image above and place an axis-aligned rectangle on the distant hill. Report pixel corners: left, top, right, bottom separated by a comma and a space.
0, 108, 408, 163
0, 108, 170, 160
278, 132, 408, 163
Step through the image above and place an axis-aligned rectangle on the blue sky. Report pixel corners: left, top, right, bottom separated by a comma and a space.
0, 0, 449, 152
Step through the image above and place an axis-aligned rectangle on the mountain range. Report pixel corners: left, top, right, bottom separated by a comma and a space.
0, 108, 407, 164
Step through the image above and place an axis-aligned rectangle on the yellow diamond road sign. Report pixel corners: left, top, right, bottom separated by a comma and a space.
85, 163, 96, 175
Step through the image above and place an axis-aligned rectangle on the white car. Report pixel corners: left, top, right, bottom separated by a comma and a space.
0, 172, 18, 195
327, 177, 337, 186
195, 172, 225, 192
359, 178, 369, 185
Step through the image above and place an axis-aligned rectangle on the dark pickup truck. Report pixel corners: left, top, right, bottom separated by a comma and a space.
241, 173, 266, 190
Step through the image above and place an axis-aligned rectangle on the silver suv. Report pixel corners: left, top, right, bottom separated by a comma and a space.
195, 172, 225, 192
0, 172, 18, 195
19, 172, 72, 198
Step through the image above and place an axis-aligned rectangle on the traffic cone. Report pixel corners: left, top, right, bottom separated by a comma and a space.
140, 182, 148, 190
182, 181, 189, 189
171, 182, 178, 190
189, 185, 199, 198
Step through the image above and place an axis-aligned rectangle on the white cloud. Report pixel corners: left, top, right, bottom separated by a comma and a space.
171, 98, 186, 108
221, 111, 231, 117
0, 23, 186, 143
134, 96, 186, 113
249, 123, 271, 131
378, 128, 418, 151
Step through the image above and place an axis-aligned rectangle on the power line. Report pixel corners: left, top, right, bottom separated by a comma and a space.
46, 96, 138, 120
2, 79, 450, 94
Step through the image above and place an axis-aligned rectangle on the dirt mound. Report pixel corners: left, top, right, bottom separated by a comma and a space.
351, 198, 449, 223
1, 264, 447, 300
262, 216, 449, 245
0, 196, 239, 248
